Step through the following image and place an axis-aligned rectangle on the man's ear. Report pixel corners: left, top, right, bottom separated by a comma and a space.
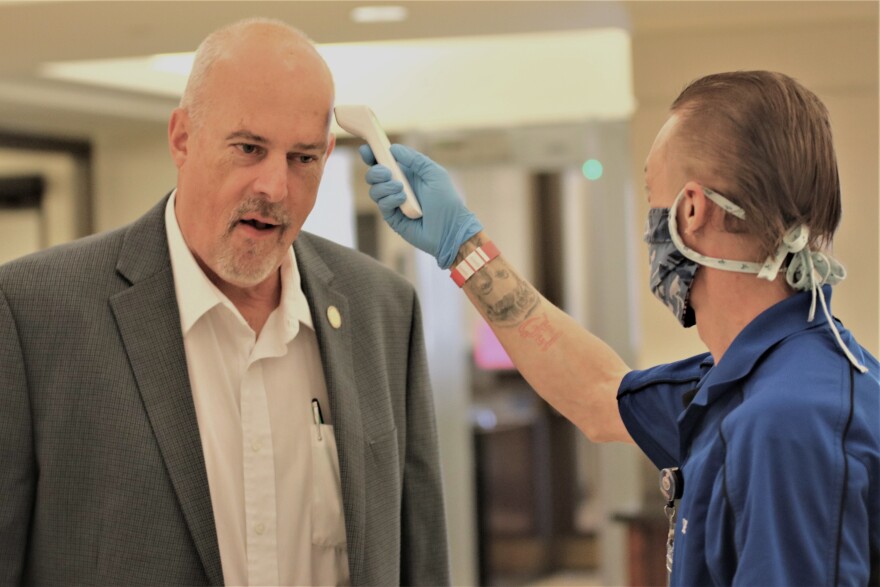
324, 132, 336, 161
680, 181, 712, 235
168, 108, 190, 168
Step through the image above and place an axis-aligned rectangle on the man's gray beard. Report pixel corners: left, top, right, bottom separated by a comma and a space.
214, 238, 284, 288
213, 197, 292, 287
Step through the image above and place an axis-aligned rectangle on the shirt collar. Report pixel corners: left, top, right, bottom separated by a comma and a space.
164, 190, 313, 336
279, 237, 314, 332
691, 285, 836, 407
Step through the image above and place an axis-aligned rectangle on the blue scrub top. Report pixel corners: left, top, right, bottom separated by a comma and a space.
618, 287, 880, 586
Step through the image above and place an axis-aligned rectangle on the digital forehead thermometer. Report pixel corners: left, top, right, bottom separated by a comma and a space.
334, 105, 423, 219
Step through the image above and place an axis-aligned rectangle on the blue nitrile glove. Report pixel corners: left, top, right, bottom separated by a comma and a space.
360, 144, 483, 269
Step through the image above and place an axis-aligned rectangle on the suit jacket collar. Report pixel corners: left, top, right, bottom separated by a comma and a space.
294, 234, 367, 584
110, 195, 224, 585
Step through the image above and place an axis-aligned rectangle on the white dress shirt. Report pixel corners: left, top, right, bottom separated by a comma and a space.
165, 193, 349, 586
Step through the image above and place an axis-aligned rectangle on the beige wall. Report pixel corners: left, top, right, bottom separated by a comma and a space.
92, 125, 177, 232
630, 14, 879, 366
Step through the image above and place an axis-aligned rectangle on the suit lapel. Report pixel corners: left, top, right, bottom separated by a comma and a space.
109, 198, 224, 585
294, 234, 366, 584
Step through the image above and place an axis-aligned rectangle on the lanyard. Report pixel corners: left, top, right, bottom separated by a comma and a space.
659, 467, 684, 584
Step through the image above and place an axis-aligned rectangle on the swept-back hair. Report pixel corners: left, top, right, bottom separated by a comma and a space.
671, 71, 841, 258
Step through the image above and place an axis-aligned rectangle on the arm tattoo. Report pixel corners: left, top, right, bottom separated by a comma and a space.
457, 235, 561, 351
517, 313, 562, 351
462, 253, 539, 327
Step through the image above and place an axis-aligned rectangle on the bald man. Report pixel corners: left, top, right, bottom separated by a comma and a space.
0, 18, 449, 585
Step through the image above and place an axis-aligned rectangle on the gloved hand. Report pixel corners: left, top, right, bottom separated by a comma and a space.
360, 144, 483, 269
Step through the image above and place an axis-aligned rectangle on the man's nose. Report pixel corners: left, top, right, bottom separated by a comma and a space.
253, 154, 289, 202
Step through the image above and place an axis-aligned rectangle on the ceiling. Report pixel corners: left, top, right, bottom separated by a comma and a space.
0, 0, 875, 136
0, 1, 631, 75
0, 0, 877, 75
1, 0, 875, 74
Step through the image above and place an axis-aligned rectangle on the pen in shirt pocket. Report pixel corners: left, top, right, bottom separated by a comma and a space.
312, 398, 324, 440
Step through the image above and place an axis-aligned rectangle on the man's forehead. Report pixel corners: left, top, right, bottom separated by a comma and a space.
205, 84, 332, 144
652, 115, 680, 151
645, 115, 681, 174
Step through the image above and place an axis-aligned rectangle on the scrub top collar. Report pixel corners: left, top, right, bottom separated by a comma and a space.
675, 285, 845, 458
687, 284, 844, 412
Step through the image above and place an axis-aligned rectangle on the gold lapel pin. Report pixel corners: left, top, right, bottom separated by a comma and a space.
327, 305, 342, 329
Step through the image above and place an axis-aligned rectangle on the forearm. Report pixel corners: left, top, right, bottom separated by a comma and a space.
456, 232, 633, 443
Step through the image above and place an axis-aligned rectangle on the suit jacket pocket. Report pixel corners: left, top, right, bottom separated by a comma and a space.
368, 427, 399, 466
365, 427, 402, 544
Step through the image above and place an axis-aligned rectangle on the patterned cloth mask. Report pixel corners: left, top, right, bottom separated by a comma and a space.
644, 186, 867, 372
644, 205, 698, 327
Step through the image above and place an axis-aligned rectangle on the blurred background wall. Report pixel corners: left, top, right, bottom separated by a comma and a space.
0, 2, 876, 586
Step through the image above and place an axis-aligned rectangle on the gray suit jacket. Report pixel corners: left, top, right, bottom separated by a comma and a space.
0, 196, 449, 586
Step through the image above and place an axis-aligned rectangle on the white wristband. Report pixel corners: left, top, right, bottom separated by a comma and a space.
450, 241, 500, 287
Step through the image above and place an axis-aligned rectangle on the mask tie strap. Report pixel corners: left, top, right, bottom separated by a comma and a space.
805, 251, 818, 322
758, 225, 809, 281
786, 247, 868, 374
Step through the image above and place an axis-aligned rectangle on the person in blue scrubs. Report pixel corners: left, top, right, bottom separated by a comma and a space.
359, 70, 879, 585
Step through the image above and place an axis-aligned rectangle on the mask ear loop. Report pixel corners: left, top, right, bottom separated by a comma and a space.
667, 188, 766, 274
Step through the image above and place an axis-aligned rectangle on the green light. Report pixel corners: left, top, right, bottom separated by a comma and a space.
582, 159, 603, 181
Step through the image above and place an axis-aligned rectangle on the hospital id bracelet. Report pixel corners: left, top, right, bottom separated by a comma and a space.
450, 241, 500, 287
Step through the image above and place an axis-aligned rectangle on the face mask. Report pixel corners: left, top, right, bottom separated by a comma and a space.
643, 186, 866, 372
644, 204, 699, 327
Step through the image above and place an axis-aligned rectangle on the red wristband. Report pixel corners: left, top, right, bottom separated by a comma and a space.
450, 241, 501, 287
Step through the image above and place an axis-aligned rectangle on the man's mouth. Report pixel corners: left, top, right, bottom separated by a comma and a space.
238, 217, 279, 231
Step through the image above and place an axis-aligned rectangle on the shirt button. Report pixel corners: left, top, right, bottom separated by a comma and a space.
252, 439, 263, 452
255, 522, 266, 535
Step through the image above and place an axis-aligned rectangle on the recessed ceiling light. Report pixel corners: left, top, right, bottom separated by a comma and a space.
350, 5, 408, 23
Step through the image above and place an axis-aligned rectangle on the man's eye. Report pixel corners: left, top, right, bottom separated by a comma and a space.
237, 143, 260, 155
292, 154, 317, 164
